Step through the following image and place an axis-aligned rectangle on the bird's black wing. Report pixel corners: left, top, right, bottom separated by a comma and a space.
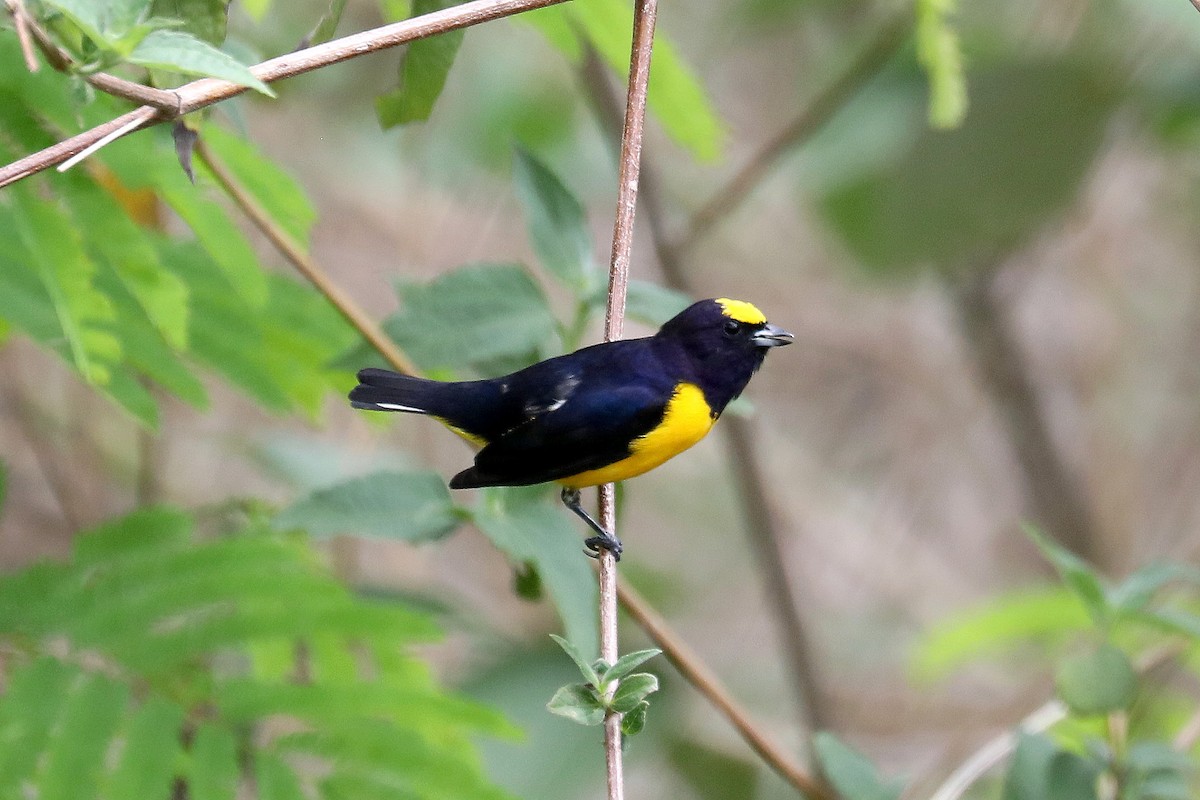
449, 383, 669, 488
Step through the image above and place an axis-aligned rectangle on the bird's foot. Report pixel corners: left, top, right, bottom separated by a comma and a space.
561, 487, 624, 562
584, 533, 623, 561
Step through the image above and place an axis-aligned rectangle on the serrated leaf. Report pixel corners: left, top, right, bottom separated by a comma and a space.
550, 633, 601, 687
199, 125, 316, 246
128, 30, 272, 95
151, 0, 230, 44
384, 263, 558, 375
621, 700, 649, 736
513, 148, 595, 292
474, 486, 598, 659
605, 648, 662, 685
547, 683, 605, 726
36, 672, 129, 800
104, 697, 185, 800
274, 470, 462, 541
813, 732, 902, 800
39, 0, 146, 45
1055, 643, 1137, 716
8, 186, 121, 385
609, 673, 658, 713
375, 0, 464, 127
189, 723, 239, 800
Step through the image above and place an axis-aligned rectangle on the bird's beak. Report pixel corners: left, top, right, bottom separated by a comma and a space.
751, 323, 794, 348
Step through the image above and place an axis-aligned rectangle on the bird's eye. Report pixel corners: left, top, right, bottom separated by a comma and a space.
722, 320, 741, 336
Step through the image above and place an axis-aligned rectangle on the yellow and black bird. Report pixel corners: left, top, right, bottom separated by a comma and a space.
349, 297, 792, 559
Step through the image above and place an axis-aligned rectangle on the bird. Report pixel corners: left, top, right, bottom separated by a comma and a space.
349, 297, 793, 560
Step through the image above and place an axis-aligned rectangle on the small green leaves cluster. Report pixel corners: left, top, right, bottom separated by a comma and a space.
32, 0, 269, 93
546, 635, 662, 738
0, 506, 516, 800
916, 525, 1200, 800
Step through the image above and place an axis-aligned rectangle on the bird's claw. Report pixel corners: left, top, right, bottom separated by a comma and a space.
584, 533, 623, 561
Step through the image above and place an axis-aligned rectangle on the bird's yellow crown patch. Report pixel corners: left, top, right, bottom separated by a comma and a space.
716, 298, 767, 325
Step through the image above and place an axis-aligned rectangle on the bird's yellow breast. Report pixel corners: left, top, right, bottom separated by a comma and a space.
559, 383, 716, 489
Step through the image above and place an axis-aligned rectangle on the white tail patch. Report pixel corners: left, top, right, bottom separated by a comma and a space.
375, 402, 426, 412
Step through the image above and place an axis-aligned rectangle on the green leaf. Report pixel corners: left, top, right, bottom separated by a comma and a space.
474, 487, 599, 659
256, 753, 306, 800
1107, 562, 1200, 615
1023, 524, 1109, 626
1003, 733, 1100, 800
384, 263, 558, 375
199, 125, 317, 246
1055, 643, 1137, 716
567, 0, 725, 162
8, 185, 121, 385
546, 683, 605, 726
150, 0, 230, 45
512, 148, 595, 293
911, 587, 1090, 680
104, 697, 185, 800
375, 0, 464, 127
550, 634, 602, 687
820, 62, 1119, 275
35, 673, 129, 800
128, 30, 273, 95
813, 732, 903, 800
240, 0, 272, 20
609, 672, 658, 714
274, 470, 462, 541
306, 0, 348, 46
189, 723, 239, 800
624, 281, 691, 326
666, 738, 758, 799
621, 700, 649, 736
0, 658, 75, 795
916, 0, 967, 129
604, 648, 662, 684
39, 0, 146, 46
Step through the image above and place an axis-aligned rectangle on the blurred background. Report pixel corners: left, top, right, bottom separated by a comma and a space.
5, 0, 1200, 797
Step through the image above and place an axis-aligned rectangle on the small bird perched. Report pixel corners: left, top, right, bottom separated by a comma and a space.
350, 297, 792, 559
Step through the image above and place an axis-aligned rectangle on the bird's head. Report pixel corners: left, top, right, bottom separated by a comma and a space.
655, 298, 793, 413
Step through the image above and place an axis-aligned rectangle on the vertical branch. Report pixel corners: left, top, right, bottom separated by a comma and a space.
599, 1, 659, 797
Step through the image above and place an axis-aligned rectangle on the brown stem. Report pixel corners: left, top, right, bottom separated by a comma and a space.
675, 8, 912, 256
579, 6, 833, 741
6, 0, 38, 72
952, 262, 1100, 563
596, 0, 660, 795
1191, 0, 1200, 13
194, 139, 420, 377
0, 0, 573, 189
618, 580, 834, 800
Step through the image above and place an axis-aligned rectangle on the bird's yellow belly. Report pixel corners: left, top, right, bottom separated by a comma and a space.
559, 383, 716, 489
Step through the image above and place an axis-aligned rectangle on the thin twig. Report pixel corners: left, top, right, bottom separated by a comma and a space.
579, 11, 833, 742
674, 8, 913, 255
926, 701, 1067, 800
194, 139, 420, 377
618, 580, 835, 800
0, 0, 572, 188
1191, 0, 1200, 14
597, 0, 660, 795
6, 0, 38, 72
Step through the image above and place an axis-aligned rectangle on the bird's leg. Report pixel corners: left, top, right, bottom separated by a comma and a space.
560, 487, 623, 561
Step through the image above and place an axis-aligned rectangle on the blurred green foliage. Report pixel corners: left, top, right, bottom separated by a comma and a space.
0, 506, 517, 800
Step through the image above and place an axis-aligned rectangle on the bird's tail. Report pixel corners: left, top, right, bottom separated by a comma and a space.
349, 368, 443, 414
